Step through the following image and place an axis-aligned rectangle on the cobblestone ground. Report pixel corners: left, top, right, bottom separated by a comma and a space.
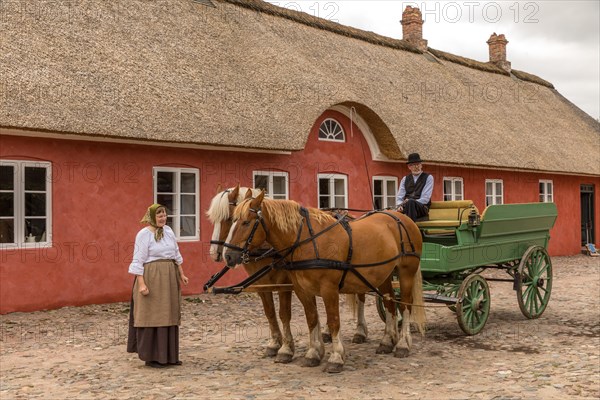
1, 255, 599, 400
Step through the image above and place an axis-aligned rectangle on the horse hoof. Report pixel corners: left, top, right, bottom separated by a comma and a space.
301, 357, 321, 368
352, 334, 366, 344
325, 362, 343, 374
375, 344, 394, 354
322, 333, 332, 343
275, 353, 293, 364
266, 347, 280, 357
394, 348, 410, 358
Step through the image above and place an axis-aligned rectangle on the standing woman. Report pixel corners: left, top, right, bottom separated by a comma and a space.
127, 204, 189, 368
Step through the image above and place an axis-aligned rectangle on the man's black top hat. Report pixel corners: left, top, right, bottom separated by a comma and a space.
407, 153, 423, 164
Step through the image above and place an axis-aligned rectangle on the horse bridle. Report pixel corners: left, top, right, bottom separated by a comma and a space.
222, 206, 271, 264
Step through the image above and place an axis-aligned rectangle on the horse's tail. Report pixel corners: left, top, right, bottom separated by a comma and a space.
410, 264, 427, 335
346, 294, 358, 320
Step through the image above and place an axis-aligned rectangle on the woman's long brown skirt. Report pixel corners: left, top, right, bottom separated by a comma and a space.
127, 259, 181, 364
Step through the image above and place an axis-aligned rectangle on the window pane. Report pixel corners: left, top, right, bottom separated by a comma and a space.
181, 173, 195, 193
319, 119, 345, 141
319, 179, 330, 195
496, 182, 502, 195
486, 182, 493, 195
386, 181, 396, 196
539, 194, 544, 202
319, 196, 330, 209
157, 171, 174, 192
444, 194, 452, 201
0, 193, 14, 216
166, 220, 174, 231
0, 166, 14, 190
444, 180, 452, 196
455, 181, 462, 195
539, 182, 544, 195
373, 197, 382, 209
374, 180, 382, 196
0, 219, 14, 243
180, 216, 196, 237
181, 194, 195, 214
273, 176, 286, 196
25, 218, 46, 240
334, 196, 345, 208
25, 193, 46, 216
547, 183, 552, 195
386, 195, 395, 208
334, 179, 345, 196
255, 175, 268, 191
157, 194, 174, 215
25, 167, 46, 191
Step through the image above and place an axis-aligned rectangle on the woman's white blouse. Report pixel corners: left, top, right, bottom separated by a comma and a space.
128, 225, 184, 275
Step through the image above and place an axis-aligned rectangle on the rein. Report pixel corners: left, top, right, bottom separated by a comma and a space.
205, 192, 281, 292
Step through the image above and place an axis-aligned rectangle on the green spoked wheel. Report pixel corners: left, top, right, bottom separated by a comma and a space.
440, 284, 460, 313
517, 246, 552, 319
456, 274, 491, 335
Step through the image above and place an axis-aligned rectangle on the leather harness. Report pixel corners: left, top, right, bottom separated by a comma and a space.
205, 204, 420, 296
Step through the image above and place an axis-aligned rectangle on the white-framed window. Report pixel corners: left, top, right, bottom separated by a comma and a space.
373, 176, 397, 209
253, 171, 289, 200
485, 179, 503, 206
318, 118, 345, 142
153, 167, 199, 240
318, 173, 348, 209
539, 180, 553, 203
0, 160, 52, 247
443, 177, 464, 201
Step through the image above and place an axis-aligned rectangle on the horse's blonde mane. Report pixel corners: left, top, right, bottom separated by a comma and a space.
206, 187, 262, 224
234, 198, 336, 234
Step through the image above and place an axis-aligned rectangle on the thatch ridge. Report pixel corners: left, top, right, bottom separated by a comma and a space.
511, 69, 555, 89
221, 0, 421, 54
428, 48, 509, 76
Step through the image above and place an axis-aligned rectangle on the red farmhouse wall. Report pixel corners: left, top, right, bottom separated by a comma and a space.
1, 111, 598, 313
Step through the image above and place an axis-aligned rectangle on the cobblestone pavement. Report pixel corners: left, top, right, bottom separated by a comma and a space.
1, 255, 599, 399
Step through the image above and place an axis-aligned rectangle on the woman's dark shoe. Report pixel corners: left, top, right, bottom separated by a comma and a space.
145, 361, 167, 368
169, 361, 183, 366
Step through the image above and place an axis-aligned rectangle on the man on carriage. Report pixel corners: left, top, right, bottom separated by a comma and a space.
396, 153, 434, 221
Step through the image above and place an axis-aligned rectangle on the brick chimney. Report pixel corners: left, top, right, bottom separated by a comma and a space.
401, 6, 427, 52
487, 33, 511, 72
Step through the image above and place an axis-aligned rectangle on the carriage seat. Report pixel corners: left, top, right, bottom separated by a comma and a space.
416, 200, 478, 232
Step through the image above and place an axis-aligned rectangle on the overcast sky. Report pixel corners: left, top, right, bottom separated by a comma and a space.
268, 0, 600, 120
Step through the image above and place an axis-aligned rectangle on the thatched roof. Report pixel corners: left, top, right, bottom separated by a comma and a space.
1, 0, 598, 175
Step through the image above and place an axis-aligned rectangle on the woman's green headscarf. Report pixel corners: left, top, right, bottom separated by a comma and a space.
140, 203, 166, 241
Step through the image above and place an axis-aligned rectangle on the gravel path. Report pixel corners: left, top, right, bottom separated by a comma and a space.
1, 255, 599, 399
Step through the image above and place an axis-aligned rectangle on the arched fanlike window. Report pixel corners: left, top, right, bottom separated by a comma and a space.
318, 118, 345, 142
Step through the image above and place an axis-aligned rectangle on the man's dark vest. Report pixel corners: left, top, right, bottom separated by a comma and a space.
403, 172, 431, 207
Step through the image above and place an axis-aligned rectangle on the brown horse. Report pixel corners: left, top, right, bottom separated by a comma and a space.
224, 191, 426, 373
207, 186, 371, 362
207, 186, 295, 363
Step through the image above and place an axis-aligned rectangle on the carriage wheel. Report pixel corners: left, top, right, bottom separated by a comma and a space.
441, 285, 460, 313
517, 246, 552, 319
456, 274, 490, 335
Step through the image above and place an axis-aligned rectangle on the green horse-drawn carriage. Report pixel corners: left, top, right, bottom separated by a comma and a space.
377, 201, 558, 335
